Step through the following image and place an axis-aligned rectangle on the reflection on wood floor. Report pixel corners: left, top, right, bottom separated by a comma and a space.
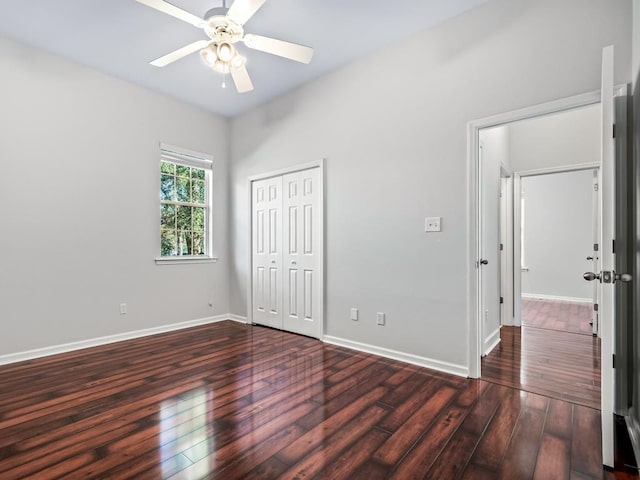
482, 326, 600, 409
522, 297, 593, 335
0, 321, 634, 479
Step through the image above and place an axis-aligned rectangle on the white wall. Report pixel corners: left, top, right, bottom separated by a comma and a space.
229, 0, 632, 371
521, 170, 595, 301
509, 104, 600, 172
0, 35, 230, 356
479, 126, 510, 353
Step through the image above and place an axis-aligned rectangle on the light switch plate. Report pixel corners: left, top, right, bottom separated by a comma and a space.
425, 217, 441, 232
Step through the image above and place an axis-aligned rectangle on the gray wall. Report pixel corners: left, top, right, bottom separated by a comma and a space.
521, 170, 595, 301
229, 0, 632, 370
0, 36, 231, 355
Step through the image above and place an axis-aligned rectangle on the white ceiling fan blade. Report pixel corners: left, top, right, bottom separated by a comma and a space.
136, 0, 203, 27
151, 40, 211, 67
227, 0, 267, 26
231, 65, 254, 93
243, 34, 313, 64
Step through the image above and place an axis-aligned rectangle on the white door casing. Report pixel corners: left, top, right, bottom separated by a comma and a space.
591, 170, 600, 336
249, 161, 324, 339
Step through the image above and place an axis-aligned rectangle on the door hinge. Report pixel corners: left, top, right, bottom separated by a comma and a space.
612, 239, 615, 254
594, 243, 599, 252
594, 183, 599, 192
594, 303, 599, 311
500, 243, 504, 251
613, 124, 616, 138
500, 296, 504, 304
613, 354, 616, 368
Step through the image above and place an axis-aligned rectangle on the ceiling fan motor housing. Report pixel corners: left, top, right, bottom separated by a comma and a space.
203, 8, 243, 44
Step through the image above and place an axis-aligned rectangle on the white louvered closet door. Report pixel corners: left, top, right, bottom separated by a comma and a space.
252, 176, 283, 329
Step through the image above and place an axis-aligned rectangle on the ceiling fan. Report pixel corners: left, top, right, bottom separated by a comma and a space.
136, 0, 314, 93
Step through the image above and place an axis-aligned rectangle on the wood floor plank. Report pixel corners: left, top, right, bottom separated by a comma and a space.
533, 433, 571, 480
495, 406, 547, 479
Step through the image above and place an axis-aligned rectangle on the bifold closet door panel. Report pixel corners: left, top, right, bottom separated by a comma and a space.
252, 176, 283, 329
282, 168, 321, 338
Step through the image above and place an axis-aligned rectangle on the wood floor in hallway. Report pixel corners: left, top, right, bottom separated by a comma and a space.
0, 321, 636, 479
522, 297, 593, 335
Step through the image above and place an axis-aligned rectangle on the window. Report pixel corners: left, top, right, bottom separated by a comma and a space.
157, 144, 215, 263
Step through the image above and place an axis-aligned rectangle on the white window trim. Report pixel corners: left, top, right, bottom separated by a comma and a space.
156, 143, 216, 265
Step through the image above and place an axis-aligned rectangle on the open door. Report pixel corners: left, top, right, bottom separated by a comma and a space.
583, 44, 622, 468
599, 44, 616, 469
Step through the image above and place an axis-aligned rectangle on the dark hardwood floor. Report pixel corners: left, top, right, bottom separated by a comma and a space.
0, 321, 635, 479
522, 297, 593, 335
482, 326, 601, 409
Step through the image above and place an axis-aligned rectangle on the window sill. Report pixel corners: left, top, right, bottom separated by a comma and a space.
155, 256, 219, 265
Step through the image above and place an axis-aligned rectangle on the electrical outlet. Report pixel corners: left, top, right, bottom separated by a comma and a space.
350, 308, 359, 321
425, 216, 442, 232
377, 312, 386, 326
120, 303, 127, 315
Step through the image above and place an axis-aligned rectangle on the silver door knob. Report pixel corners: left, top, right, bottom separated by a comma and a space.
615, 273, 632, 283
583, 272, 600, 281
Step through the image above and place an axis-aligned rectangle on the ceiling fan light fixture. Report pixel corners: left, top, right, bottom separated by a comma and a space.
231, 54, 246, 69
217, 42, 235, 62
200, 46, 217, 67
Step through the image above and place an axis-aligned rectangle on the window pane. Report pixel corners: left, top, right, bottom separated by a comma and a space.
161, 204, 176, 229
161, 230, 177, 256
192, 180, 205, 204
177, 177, 190, 202
192, 168, 205, 180
193, 207, 205, 231
192, 232, 205, 255
176, 165, 190, 178
161, 162, 175, 175
176, 205, 192, 230
177, 231, 193, 255
161, 175, 175, 201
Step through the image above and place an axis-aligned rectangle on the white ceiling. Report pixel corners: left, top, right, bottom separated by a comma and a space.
0, 0, 489, 117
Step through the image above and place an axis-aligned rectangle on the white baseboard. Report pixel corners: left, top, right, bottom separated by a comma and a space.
483, 327, 501, 357
0, 314, 237, 366
522, 293, 592, 304
228, 314, 248, 324
323, 335, 468, 378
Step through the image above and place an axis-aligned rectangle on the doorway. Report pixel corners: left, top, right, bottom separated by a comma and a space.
519, 168, 599, 336
475, 104, 602, 412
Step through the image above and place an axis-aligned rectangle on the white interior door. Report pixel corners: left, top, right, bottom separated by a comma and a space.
282, 169, 322, 338
252, 176, 283, 329
599, 44, 615, 469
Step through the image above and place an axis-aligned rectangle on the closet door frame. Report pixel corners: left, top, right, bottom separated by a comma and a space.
247, 159, 325, 339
